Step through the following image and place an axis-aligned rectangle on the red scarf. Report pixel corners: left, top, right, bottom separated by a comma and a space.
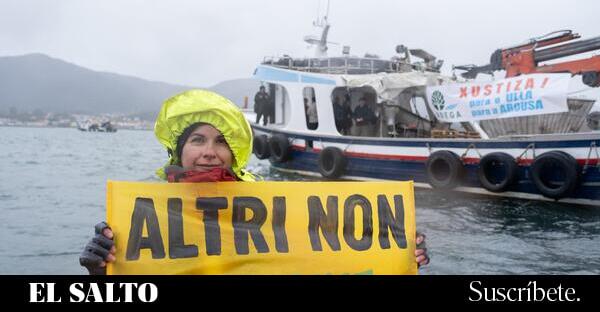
165, 166, 237, 183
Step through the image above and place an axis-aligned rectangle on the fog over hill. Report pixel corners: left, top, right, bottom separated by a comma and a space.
0, 53, 258, 119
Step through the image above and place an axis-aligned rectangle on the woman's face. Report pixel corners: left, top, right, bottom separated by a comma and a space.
180, 124, 233, 172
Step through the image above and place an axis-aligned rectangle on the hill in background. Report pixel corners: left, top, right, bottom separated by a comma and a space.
0, 53, 259, 120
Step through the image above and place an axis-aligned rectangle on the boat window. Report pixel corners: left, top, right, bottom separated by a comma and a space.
332, 86, 378, 137
331, 89, 352, 135
253, 83, 289, 126
271, 84, 290, 125
303, 87, 319, 130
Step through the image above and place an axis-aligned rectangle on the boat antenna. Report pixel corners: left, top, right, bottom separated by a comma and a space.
304, 0, 335, 57
313, 0, 330, 28
315, 0, 321, 26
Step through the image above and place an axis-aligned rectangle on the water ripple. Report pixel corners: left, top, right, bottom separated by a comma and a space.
13, 251, 80, 258
1, 127, 599, 274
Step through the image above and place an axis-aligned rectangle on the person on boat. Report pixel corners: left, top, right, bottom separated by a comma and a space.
79, 89, 429, 274
352, 97, 377, 137
254, 85, 270, 125
333, 95, 352, 135
306, 97, 319, 130
342, 95, 353, 134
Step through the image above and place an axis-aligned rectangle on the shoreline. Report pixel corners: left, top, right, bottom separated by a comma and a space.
0, 124, 153, 131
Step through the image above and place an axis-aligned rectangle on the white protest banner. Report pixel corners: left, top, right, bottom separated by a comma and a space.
425, 73, 570, 122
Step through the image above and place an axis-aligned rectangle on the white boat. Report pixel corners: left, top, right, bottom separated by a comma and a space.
249, 12, 600, 206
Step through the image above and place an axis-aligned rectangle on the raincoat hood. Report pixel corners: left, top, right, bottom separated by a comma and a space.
154, 89, 256, 181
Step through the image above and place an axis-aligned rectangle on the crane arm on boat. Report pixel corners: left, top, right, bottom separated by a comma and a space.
454, 30, 600, 87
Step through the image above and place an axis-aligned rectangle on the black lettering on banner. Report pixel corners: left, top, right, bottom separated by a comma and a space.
343, 194, 373, 251
307, 196, 341, 251
232, 197, 269, 254
126, 198, 166, 260
196, 197, 227, 255
272, 196, 289, 253
168, 198, 198, 259
377, 195, 407, 249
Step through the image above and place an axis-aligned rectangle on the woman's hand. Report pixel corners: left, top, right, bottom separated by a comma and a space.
79, 222, 116, 275
415, 232, 430, 268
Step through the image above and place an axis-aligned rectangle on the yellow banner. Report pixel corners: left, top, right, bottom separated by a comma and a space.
106, 181, 417, 275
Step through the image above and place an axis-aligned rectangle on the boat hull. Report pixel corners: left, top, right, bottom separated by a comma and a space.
252, 125, 600, 206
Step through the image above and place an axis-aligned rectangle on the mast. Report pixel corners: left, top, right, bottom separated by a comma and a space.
304, 0, 333, 57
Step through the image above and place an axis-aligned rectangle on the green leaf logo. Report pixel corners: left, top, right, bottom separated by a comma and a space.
431, 91, 445, 111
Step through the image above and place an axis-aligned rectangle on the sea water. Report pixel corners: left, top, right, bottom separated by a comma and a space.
0, 127, 598, 274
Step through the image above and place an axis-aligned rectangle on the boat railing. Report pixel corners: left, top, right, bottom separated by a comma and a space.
262, 56, 422, 74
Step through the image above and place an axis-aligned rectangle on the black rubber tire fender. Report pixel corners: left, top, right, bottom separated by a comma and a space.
253, 134, 270, 160
269, 134, 290, 163
425, 150, 465, 189
477, 152, 518, 193
531, 151, 579, 199
318, 147, 347, 179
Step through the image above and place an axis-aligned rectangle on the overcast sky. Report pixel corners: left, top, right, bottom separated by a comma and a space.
1, 0, 600, 91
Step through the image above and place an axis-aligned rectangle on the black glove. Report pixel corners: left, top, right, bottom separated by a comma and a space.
79, 221, 114, 275
416, 231, 430, 268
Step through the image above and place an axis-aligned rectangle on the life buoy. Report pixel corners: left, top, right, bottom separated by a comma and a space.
531, 151, 579, 199
269, 134, 290, 163
318, 147, 347, 179
425, 150, 464, 189
477, 152, 517, 193
253, 135, 270, 159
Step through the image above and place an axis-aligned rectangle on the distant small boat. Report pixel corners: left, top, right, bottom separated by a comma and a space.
77, 121, 117, 132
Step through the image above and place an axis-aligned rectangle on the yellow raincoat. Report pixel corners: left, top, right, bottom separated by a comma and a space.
154, 89, 256, 181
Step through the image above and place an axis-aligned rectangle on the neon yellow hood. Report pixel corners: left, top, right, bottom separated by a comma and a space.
154, 89, 256, 181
